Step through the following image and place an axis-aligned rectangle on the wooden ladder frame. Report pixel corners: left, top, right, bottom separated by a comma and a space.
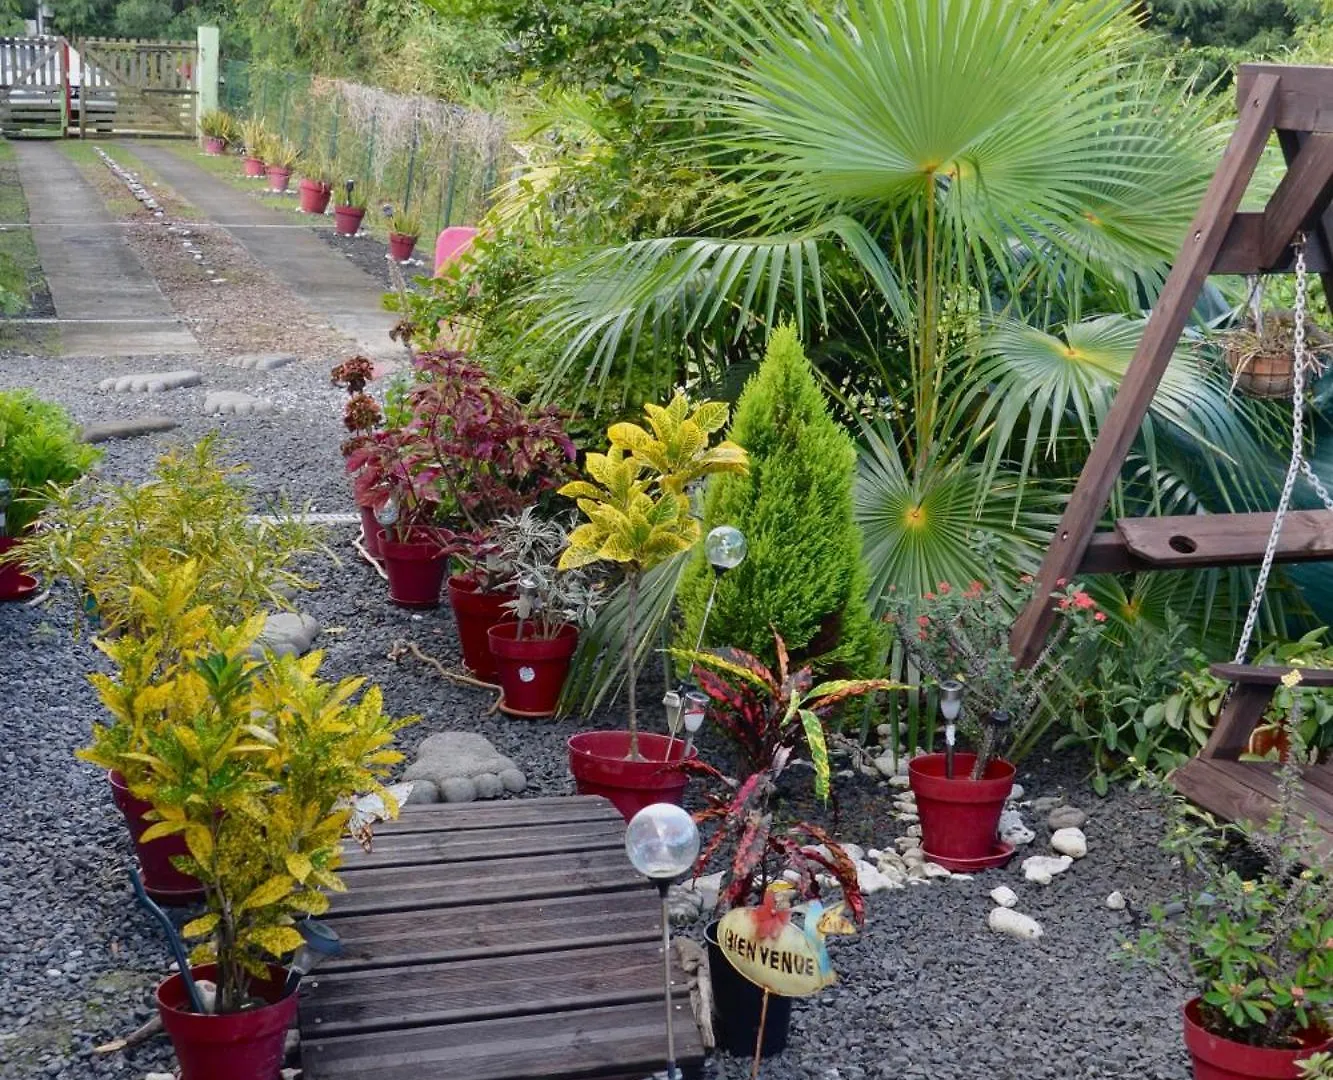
1008, 64, 1333, 844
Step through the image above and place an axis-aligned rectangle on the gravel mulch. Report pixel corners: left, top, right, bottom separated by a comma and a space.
313, 225, 432, 294
0, 340, 1194, 1080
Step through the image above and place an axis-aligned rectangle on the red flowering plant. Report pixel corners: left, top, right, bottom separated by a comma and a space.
344, 350, 575, 567
884, 535, 1104, 778
684, 747, 867, 924
331, 355, 382, 458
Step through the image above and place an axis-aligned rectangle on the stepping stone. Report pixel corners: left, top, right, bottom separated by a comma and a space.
402, 731, 527, 803
203, 391, 276, 417
80, 415, 180, 443
98, 370, 202, 393
227, 352, 296, 371
248, 612, 320, 659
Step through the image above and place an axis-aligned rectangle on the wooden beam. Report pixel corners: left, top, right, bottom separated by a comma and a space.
1009, 73, 1281, 667
1199, 683, 1274, 760
1278, 129, 1333, 307
1257, 133, 1333, 267
1214, 212, 1333, 274
1208, 663, 1333, 688
1115, 509, 1333, 569
1238, 63, 1333, 132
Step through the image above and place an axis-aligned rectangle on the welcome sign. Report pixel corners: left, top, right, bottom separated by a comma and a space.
717, 899, 854, 997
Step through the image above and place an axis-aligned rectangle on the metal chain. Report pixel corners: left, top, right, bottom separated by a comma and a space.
1234, 235, 1323, 662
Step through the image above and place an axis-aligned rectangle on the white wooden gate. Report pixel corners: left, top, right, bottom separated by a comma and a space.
76, 37, 197, 137
0, 35, 68, 136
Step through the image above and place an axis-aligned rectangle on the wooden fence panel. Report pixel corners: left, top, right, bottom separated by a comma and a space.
76, 37, 196, 137
0, 36, 67, 136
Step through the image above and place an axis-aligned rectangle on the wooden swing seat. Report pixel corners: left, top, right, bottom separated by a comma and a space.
1078, 511, 1333, 573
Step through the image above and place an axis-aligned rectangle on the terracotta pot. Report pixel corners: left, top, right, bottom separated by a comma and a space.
488, 622, 578, 717
333, 205, 365, 236
203, 136, 226, 155
108, 770, 204, 905
446, 576, 516, 681
378, 529, 448, 609
265, 165, 292, 193
158, 964, 297, 1080
908, 752, 1015, 866
242, 156, 266, 178
358, 505, 383, 559
298, 178, 331, 214
1183, 997, 1331, 1080
387, 232, 418, 262
567, 730, 696, 822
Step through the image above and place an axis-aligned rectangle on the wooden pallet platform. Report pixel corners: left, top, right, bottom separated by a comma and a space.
300, 795, 704, 1080
1173, 757, 1333, 858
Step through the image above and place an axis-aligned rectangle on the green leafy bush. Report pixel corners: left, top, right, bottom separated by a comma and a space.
676, 325, 881, 675
0, 390, 99, 536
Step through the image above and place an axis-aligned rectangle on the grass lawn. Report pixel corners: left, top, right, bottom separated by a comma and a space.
0, 139, 47, 315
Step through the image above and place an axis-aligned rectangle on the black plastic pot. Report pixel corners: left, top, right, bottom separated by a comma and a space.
704, 919, 793, 1057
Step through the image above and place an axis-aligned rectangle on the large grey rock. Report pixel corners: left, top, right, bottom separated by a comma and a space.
1048, 805, 1088, 832
999, 808, 1035, 847
98, 369, 201, 393
80, 415, 179, 443
248, 612, 319, 659
228, 352, 296, 371
403, 731, 527, 801
204, 390, 277, 417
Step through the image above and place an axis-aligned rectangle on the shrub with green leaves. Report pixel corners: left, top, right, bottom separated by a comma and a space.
676, 325, 881, 675
0, 390, 99, 537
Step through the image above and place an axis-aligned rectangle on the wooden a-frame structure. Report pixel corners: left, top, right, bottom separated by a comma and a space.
1009, 63, 1333, 855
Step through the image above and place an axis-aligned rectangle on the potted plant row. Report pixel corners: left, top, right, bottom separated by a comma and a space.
885, 546, 1104, 871
556, 393, 748, 819
0, 389, 99, 600
388, 210, 421, 262
299, 156, 334, 215
334, 184, 368, 236
239, 117, 269, 178
265, 140, 301, 194
198, 108, 235, 156
81, 562, 413, 1080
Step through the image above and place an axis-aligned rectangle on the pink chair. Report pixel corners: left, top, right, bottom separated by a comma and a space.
434, 226, 479, 276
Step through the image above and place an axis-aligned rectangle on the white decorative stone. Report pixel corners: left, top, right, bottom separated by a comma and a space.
99, 369, 202, 393
856, 860, 901, 894
1008, 783, 1025, 801
988, 907, 1043, 941
873, 753, 899, 778
841, 843, 865, 864
990, 885, 1019, 908
999, 808, 1035, 847
921, 861, 952, 879
887, 775, 911, 789
1022, 854, 1074, 885
1106, 891, 1127, 911
1051, 827, 1088, 859
204, 390, 277, 417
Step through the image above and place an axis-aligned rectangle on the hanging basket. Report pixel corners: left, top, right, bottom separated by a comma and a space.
1223, 310, 1332, 400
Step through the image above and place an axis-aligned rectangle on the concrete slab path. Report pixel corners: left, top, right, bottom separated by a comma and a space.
129, 143, 402, 358
12, 141, 199, 357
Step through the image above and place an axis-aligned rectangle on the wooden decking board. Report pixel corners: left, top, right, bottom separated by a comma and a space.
303, 1000, 695, 1080
301, 795, 704, 1080
1231, 761, 1333, 819
1174, 759, 1333, 857
331, 849, 643, 917
341, 820, 627, 871
320, 892, 662, 972
301, 941, 687, 1036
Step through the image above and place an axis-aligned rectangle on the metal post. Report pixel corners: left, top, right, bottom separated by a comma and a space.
328, 96, 340, 168
655, 882, 679, 1080
442, 140, 460, 226
403, 104, 420, 212
363, 107, 377, 191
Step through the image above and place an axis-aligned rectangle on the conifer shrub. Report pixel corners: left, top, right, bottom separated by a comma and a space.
675, 324, 881, 675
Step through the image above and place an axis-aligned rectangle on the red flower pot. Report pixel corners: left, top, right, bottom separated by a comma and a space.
387, 232, 418, 262
243, 156, 266, 178
1183, 997, 1331, 1080
298, 178, 331, 214
488, 623, 578, 717
378, 529, 447, 609
358, 505, 383, 560
567, 730, 696, 822
0, 535, 35, 599
158, 964, 297, 1080
908, 752, 1015, 866
108, 770, 204, 906
265, 165, 292, 193
333, 205, 365, 236
203, 136, 226, 155
446, 575, 516, 681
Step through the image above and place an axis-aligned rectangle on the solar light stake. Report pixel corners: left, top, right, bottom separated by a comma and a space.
625, 804, 700, 1080
939, 680, 963, 780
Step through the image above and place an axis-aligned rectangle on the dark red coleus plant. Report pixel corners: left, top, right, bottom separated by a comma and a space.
344, 349, 575, 569
683, 749, 866, 925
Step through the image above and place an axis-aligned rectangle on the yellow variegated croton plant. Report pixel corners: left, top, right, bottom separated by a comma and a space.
558, 393, 748, 757
80, 563, 416, 1011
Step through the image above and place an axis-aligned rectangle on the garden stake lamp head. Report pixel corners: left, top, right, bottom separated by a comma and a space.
284, 918, 344, 995
0, 477, 9, 535
128, 864, 206, 1014
681, 689, 708, 758
939, 680, 963, 780
625, 803, 700, 1080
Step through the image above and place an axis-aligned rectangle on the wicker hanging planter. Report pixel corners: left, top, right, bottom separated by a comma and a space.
1223, 309, 1332, 399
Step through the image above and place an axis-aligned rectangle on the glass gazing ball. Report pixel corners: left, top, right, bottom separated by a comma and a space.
374, 497, 399, 527
705, 525, 747, 571
625, 803, 700, 881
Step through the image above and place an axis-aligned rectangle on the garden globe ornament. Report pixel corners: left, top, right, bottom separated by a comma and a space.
625, 803, 700, 1080
939, 679, 963, 779
705, 524, 747, 573
374, 495, 399, 528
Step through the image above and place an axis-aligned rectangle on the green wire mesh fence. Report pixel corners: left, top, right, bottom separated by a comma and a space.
220, 60, 509, 233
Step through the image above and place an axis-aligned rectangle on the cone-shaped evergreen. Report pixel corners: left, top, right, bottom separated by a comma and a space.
676, 325, 881, 674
